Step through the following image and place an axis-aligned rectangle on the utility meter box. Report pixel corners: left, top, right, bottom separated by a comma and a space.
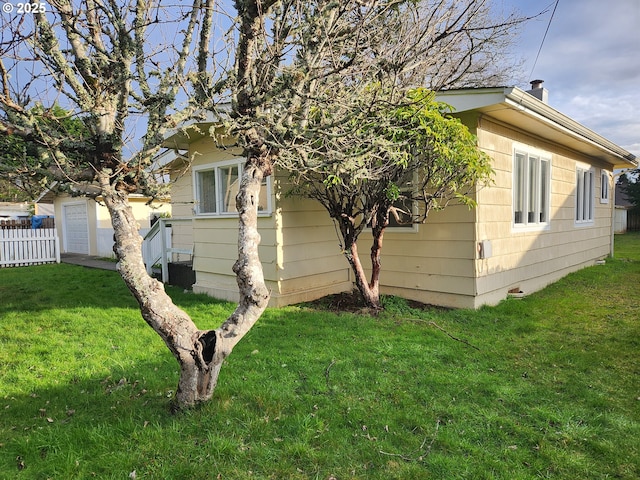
478, 240, 492, 259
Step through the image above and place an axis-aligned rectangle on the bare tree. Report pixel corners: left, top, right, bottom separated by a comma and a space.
0, 0, 263, 408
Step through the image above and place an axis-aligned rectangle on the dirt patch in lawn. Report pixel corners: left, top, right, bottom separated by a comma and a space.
302, 290, 449, 315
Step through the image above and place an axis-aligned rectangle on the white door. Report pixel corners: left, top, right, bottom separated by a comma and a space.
63, 203, 89, 254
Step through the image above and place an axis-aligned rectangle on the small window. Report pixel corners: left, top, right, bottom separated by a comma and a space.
198, 169, 217, 213
367, 185, 417, 232
513, 148, 550, 228
600, 171, 610, 203
387, 193, 416, 229
575, 166, 595, 223
386, 177, 419, 231
194, 159, 272, 216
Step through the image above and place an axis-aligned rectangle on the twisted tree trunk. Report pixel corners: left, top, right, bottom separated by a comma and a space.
344, 241, 380, 310
338, 208, 390, 311
98, 156, 270, 408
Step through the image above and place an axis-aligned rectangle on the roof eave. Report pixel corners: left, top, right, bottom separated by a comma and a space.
437, 87, 637, 169
503, 87, 637, 168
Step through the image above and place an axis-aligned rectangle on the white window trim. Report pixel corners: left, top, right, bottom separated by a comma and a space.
193, 158, 273, 217
575, 164, 595, 226
385, 186, 419, 232
367, 176, 420, 233
366, 205, 419, 233
600, 170, 610, 204
512, 145, 551, 232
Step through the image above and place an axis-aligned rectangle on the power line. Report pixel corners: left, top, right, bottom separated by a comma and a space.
528, 0, 560, 81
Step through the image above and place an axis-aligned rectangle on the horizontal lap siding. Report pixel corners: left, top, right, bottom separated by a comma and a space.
168, 172, 195, 261
193, 217, 277, 280
473, 117, 614, 307
358, 203, 478, 304
193, 271, 280, 304
276, 194, 352, 300
180, 113, 619, 309
170, 170, 193, 219
192, 193, 352, 305
269, 177, 479, 305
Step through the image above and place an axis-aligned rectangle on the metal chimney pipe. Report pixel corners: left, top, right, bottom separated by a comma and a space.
526, 79, 548, 103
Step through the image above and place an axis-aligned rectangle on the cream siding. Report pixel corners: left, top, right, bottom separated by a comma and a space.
168, 161, 196, 262
275, 191, 352, 304
357, 204, 478, 308
348, 112, 618, 309
178, 153, 352, 305
178, 116, 617, 309
471, 116, 613, 307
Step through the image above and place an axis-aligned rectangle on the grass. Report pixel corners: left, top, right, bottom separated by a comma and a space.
1, 233, 639, 479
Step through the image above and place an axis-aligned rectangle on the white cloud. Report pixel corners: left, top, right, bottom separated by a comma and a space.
505, 0, 640, 158
562, 93, 640, 154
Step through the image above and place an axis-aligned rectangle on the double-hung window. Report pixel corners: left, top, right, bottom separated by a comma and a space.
575, 166, 595, 224
194, 159, 272, 216
513, 148, 550, 228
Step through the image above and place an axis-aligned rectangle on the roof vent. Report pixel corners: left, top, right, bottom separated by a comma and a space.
526, 79, 548, 104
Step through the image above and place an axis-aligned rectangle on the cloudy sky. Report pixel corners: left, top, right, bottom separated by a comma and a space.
501, 0, 640, 159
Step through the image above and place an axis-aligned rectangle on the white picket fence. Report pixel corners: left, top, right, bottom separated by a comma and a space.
0, 228, 60, 267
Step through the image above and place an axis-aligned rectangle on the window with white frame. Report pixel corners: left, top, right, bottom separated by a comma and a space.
575, 166, 595, 223
194, 159, 271, 216
385, 176, 419, 231
513, 149, 550, 227
366, 180, 418, 231
387, 191, 417, 230
600, 170, 610, 203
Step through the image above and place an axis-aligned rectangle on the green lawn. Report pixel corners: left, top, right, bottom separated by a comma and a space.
1, 233, 639, 479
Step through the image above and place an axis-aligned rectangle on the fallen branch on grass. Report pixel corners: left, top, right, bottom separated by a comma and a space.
325, 358, 336, 391
401, 319, 480, 351
379, 419, 441, 462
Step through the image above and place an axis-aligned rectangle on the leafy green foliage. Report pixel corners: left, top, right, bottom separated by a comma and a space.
284, 86, 494, 307
620, 170, 640, 210
288, 87, 493, 227
0, 105, 89, 201
388, 88, 494, 214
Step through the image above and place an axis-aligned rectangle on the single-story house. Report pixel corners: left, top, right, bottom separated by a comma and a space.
37, 184, 170, 258
160, 83, 637, 309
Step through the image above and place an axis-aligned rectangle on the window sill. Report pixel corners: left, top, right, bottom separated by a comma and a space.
574, 221, 595, 228
511, 223, 551, 233
194, 212, 273, 219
